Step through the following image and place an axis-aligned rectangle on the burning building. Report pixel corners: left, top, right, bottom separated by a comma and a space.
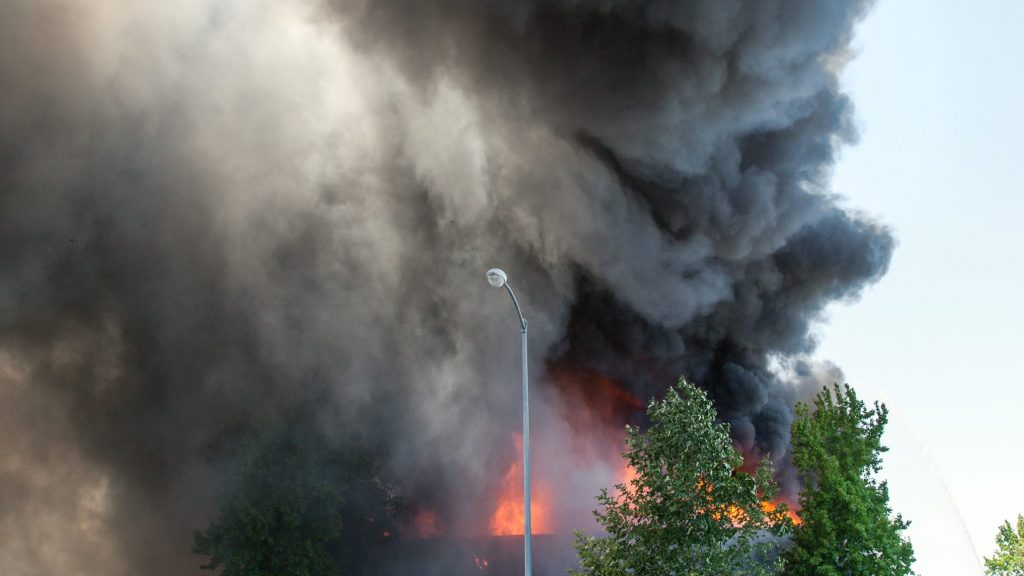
0, 0, 890, 574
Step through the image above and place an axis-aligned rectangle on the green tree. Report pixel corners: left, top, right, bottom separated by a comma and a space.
573, 378, 792, 576
985, 515, 1024, 576
193, 436, 346, 576
784, 384, 914, 576
193, 433, 394, 576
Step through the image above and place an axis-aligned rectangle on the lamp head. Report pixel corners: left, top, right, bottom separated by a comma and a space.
486, 268, 507, 288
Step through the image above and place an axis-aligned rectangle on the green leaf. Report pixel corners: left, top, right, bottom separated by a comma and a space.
783, 383, 915, 576
573, 377, 791, 576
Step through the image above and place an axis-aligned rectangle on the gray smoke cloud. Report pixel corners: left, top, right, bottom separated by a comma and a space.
0, 0, 890, 574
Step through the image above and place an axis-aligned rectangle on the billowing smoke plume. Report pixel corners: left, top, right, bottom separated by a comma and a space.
0, 0, 890, 573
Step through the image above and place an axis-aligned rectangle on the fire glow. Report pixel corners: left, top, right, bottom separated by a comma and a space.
613, 429, 802, 527
413, 509, 441, 538
486, 369, 802, 537
762, 500, 803, 525
490, 434, 551, 536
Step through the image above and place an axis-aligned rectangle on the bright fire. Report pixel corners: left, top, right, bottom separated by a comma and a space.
486, 367, 802, 538
490, 434, 551, 535
761, 499, 803, 525
621, 465, 802, 527
619, 463, 639, 493
716, 499, 803, 526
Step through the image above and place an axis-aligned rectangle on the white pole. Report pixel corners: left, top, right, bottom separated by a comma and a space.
485, 269, 531, 576
520, 314, 531, 576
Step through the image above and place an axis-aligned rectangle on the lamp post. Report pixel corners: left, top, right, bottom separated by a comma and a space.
485, 267, 531, 576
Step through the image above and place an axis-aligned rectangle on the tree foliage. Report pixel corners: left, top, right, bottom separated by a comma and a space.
985, 515, 1024, 576
573, 377, 792, 576
193, 433, 394, 576
784, 384, 914, 576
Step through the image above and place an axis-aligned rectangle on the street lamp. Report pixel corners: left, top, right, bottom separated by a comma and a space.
485, 267, 531, 576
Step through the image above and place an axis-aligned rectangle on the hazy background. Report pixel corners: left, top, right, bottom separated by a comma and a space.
820, 1, 1024, 574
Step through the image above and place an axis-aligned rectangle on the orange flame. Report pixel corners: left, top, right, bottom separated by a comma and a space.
622, 468, 800, 528
718, 500, 803, 526
760, 500, 803, 525
619, 463, 639, 493
490, 434, 551, 535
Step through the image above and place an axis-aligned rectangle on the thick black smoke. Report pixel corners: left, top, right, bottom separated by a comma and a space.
0, 0, 889, 574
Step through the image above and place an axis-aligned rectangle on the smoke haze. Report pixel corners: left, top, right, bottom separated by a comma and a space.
0, 0, 890, 573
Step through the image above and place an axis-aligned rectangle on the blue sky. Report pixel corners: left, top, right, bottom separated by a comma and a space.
818, 1, 1024, 574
